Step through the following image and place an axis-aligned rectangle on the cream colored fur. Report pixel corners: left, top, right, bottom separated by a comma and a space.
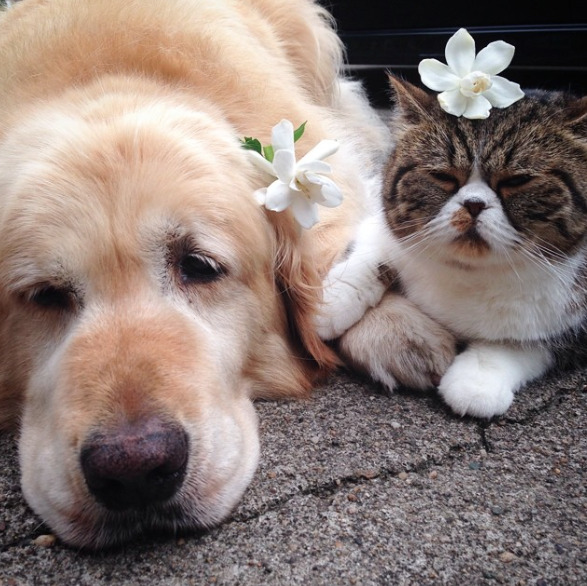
0, 0, 388, 548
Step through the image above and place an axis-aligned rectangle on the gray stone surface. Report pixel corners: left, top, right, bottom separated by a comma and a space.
1, 367, 585, 585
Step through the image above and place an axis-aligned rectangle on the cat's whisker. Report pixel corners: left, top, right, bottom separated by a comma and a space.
521, 234, 575, 268
527, 234, 578, 265
394, 227, 444, 260
486, 228, 526, 267
395, 215, 438, 228
515, 244, 584, 292
497, 245, 524, 282
399, 218, 446, 242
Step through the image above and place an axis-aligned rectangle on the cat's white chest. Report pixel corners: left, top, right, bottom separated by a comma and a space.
397, 254, 582, 342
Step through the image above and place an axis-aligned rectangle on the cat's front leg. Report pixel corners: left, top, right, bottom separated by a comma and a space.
438, 343, 554, 418
315, 214, 391, 340
315, 258, 386, 340
338, 292, 457, 391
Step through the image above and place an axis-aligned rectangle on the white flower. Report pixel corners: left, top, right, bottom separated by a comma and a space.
246, 119, 343, 229
418, 28, 525, 119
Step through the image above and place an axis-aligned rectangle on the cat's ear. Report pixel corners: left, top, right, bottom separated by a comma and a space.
563, 95, 587, 136
387, 74, 437, 125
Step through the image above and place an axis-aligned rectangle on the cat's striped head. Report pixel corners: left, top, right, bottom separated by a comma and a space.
383, 77, 587, 266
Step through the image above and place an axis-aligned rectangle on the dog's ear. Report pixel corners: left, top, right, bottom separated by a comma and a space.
250, 211, 339, 399
250, 0, 344, 108
276, 213, 340, 366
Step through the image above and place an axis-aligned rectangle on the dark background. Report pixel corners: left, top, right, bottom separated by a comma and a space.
322, 1, 587, 106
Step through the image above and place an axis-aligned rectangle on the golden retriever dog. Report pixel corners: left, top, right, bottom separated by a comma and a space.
0, 0, 387, 548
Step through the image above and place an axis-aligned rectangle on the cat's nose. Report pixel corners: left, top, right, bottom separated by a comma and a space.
463, 198, 486, 218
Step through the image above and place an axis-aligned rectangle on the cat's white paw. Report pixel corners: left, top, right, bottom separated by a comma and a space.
438, 354, 514, 419
438, 344, 552, 418
315, 261, 385, 340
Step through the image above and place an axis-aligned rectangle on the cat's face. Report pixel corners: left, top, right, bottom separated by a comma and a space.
383, 78, 587, 266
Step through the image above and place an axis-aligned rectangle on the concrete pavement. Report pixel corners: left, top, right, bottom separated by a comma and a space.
1, 367, 585, 585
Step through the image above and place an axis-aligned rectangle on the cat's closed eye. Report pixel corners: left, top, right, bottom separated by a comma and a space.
429, 171, 459, 192
497, 174, 534, 193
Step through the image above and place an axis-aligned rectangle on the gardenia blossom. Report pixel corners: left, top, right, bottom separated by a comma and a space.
247, 119, 343, 229
418, 28, 525, 119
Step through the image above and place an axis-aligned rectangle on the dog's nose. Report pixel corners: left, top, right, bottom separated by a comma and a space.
80, 417, 189, 511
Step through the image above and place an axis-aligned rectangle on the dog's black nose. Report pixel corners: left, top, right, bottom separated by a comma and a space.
80, 417, 189, 511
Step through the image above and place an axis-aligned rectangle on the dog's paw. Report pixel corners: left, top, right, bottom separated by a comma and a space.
315, 261, 385, 341
438, 348, 515, 418
338, 293, 456, 392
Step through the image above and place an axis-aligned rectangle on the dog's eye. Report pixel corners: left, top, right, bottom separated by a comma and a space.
178, 254, 224, 284
27, 285, 77, 312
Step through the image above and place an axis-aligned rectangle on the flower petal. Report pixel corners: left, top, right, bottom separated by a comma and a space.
462, 95, 492, 119
437, 89, 467, 117
474, 41, 515, 75
290, 197, 319, 229
418, 59, 460, 92
303, 173, 343, 207
296, 174, 321, 200
320, 182, 344, 208
271, 119, 295, 153
272, 149, 296, 184
297, 160, 332, 174
253, 187, 267, 206
246, 150, 276, 177
298, 139, 339, 165
264, 180, 293, 212
445, 28, 475, 77
484, 76, 525, 108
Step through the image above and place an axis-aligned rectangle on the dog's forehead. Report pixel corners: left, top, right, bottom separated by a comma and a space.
0, 107, 272, 287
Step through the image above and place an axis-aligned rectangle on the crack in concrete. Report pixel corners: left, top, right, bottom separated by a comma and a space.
230, 438, 483, 526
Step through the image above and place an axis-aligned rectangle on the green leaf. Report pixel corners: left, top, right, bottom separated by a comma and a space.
293, 121, 307, 143
262, 145, 274, 163
240, 137, 263, 155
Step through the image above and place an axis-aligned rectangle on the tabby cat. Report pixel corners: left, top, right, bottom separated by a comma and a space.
316, 77, 587, 418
